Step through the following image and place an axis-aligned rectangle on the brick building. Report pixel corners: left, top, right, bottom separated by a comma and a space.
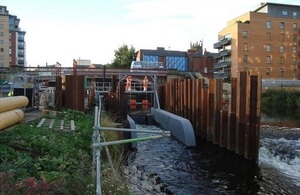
214, 2, 300, 80
136, 43, 216, 78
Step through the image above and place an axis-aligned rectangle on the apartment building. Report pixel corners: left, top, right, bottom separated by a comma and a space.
214, 2, 300, 80
0, 6, 26, 68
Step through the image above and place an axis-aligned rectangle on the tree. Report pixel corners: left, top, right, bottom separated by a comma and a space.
111, 44, 136, 69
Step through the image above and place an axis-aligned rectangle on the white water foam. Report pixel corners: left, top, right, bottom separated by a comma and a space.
259, 138, 300, 187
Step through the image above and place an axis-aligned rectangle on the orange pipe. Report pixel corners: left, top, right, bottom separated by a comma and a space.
0, 109, 24, 130
0, 96, 29, 113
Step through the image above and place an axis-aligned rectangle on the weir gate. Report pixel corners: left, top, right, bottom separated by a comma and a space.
21, 67, 261, 162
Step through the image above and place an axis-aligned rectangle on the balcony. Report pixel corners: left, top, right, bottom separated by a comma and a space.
18, 52, 24, 57
18, 44, 24, 49
18, 60, 25, 65
214, 53, 221, 59
214, 42, 222, 49
220, 49, 231, 57
213, 38, 231, 49
213, 61, 231, 70
18, 37, 24, 42
214, 49, 231, 59
214, 72, 231, 79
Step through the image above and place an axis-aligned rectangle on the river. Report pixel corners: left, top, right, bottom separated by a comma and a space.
127, 124, 300, 195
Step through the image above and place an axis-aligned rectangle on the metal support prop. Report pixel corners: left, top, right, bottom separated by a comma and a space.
92, 106, 101, 195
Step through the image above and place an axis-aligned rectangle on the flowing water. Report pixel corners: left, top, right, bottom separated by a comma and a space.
127, 125, 300, 195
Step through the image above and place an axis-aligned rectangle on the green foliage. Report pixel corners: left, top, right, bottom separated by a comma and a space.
0, 109, 129, 194
111, 44, 136, 69
261, 89, 300, 117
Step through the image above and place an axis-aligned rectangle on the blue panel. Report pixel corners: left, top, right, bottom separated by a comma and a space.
143, 55, 158, 62
166, 56, 188, 71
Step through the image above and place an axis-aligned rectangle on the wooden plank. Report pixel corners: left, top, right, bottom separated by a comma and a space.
187, 79, 192, 122
55, 76, 62, 111
220, 110, 228, 148
178, 79, 183, 117
195, 79, 201, 137
37, 118, 46, 128
174, 78, 178, 115
201, 86, 208, 139
244, 75, 260, 161
227, 78, 237, 151
207, 79, 215, 142
213, 79, 222, 145
236, 72, 247, 155
183, 79, 188, 119
71, 120, 75, 131
60, 120, 64, 130
49, 119, 55, 129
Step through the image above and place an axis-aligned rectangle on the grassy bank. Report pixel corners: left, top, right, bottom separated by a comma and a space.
0, 109, 129, 194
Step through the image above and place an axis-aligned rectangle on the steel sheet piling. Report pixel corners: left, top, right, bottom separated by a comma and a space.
161, 73, 261, 162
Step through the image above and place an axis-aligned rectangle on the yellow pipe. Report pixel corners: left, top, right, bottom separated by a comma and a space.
0, 96, 29, 113
0, 109, 24, 131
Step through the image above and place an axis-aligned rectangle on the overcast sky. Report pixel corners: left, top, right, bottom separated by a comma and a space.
1, 0, 299, 67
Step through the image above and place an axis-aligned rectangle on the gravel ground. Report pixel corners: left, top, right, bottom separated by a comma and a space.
260, 125, 300, 140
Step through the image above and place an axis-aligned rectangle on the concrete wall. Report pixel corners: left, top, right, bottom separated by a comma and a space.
151, 108, 196, 147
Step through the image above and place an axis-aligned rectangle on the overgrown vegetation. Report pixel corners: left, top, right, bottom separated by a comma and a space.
261, 89, 300, 118
0, 109, 129, 194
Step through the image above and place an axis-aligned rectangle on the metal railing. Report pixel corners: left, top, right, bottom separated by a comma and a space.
92, 95, 170, 195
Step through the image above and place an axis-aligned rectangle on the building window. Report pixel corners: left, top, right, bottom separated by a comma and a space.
280, 56, 285, 64
293, 23, 298, 30
266, 21, 271, 29
243, 55, 248, 62
0, 40, 3, 44
282, 10, 288, 16
0, 55, 3, 60
266, 56, 271, 63
0, 24, 3, 29
280, 22, 285, 29
243, 31, 248, 38
266, 44, 271, 52
293, 46, 297, 53
293, 57, 297, 64
0, 32, 3, 36
266, 67, 271, 75
293, 12, 297, 18
293, 34, 297, 42
267, 32, 272, 40
244, 43, 248, 51
280, 33, 285, 41
0, 48, 3, 52
280, 45, 285, 53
